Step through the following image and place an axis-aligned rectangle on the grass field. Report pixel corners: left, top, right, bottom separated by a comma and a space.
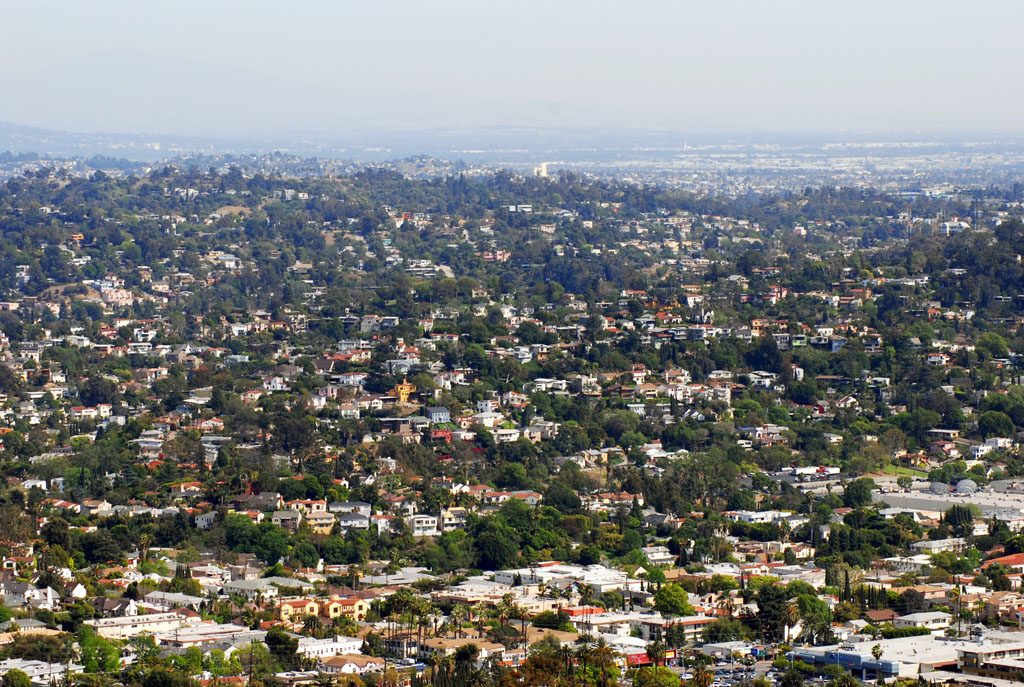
880, 464, 929, 478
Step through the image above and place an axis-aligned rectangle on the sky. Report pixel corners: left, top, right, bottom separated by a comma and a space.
1, 0, 1023, 138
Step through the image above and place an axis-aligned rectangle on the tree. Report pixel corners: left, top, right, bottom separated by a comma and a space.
253, 524, 290, 565
633, 666, 677, 687
1, 670, 30, 687
944, 505, 975, 538
689, 664, 715, 687
0, 365, 21, 394
79, 376, 120, 407
644, 641, 666, 667
78, 626, 120, 673
543, 482, 582, 514
313, 674, 336, 687
532, 610, 569, 630
653, 584, 694, 616
977, 332, 1009, 359
474, 520, 520, 570
843, 478, 876, 508
702, 617, 746, 643
896, 589, 928, 615
266, 626, 299, 671
796, 594, 834, 645
978, 411, 1014, 439
755, 584, 789, 643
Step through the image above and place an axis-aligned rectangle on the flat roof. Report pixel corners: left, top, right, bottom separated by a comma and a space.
800, 635, 984, 666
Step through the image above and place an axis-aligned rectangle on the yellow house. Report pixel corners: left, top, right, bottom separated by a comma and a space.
329, 597, 370, 621
320, 598, 346, 619
279, 599, 320, 623
305, 511, 336, 535
391, 379, 417, 404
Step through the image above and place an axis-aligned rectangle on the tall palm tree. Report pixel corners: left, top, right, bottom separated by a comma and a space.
557, 645, 575, 683
589, 637, 618, 687
470, 603, 487, 638
782, 602, 800, 643
451, 604, 469, 639
645, 640, 666, 668
303, 614, 324, 637
689, 664, 714, 687
576, 638, 595, 681
426, 653, 443, 687
496, 594, 516, 633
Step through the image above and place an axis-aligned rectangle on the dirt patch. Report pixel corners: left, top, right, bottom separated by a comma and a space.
214, 205, 251, 216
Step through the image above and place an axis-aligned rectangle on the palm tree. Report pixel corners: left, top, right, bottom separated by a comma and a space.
716, 596, 733, 619
645, 640, 666, 668
314, 672, 337, 687
138, 533, 152, 564
470, 603, 487, 638
496, 594, 516, 633
303, 614, 324, 637
576, 639, 595, 684
498, 598, 527, 648
426, 653, 444, 687
451, 604, 469, 639
558, 644, 575, 683
871, 643, 884, 685
782, 602, 800, 643
589, 637, 618, 687
689, 664, 714, 687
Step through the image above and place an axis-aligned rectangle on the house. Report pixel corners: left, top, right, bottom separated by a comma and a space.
640, 546, 675, 567
910, 538, 965, 555
325, 597, 370, 621
405, 514, 440, 538
272, 510, 302, 532
233, 492, 284, 512
0, 658, 84, 684
892, 611, 952, 632
279, 599, 320, 623
194, 511, 218, 529
440, 507, 469, 532
143, 591, 204, 611
426, 407, 451, 424
864, 609, 898, 624
419, 638, 506, 662
92, 597, 139, 617
336, 513, 371, 531
286, 499, 327, 514
305, 511, 336, 535
318, 655, 385, 675
329, 501, 372, 517
1, 581, 59, 611
221, 577, 313, 601
63, 581, 88, 600
297, 635, 363, 659
86, 611, 196, 639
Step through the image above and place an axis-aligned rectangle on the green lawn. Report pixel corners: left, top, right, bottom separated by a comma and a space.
881, 464, 929, 478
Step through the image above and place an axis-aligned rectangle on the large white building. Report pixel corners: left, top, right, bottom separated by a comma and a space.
297, 635, 364, 659
493, 564, 629, 593
86, 612, 196, 640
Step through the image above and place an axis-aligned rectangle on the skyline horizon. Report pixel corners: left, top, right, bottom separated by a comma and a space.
3, 2, 1023, 139
8, 117, 1024, 148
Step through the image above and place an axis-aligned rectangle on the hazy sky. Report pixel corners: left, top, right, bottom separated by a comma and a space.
2, 0, 1022, 137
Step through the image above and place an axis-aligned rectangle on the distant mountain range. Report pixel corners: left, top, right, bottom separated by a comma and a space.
4, 120, 1024, 166
0, 121, 261, 162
